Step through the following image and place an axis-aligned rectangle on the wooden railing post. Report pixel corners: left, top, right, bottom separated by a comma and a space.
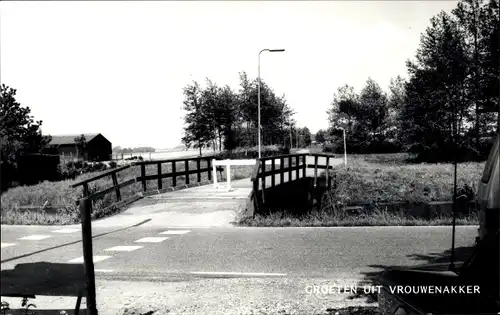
172, 161, 177, 187
184, 160, 190, 185
326, 156, 331, 189
302, 155, 306, 178
295, 156, 299, 179
314, 155, 319, 188
82, 183, 90, 197
79, 198, 98, 315
141, 163, 146, 191
111, 172, 121, 202
280, 157, 284, 184
271, 159, 275, 187
207, 158, 212, 181
157, 162, 162, 190
197, 159, 201, 182
288, 156, 292, 182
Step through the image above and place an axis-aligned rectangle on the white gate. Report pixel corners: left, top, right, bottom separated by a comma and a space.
212, 159, 257, 191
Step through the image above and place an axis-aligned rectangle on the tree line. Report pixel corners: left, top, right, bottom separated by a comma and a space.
181, 72, 317, 155
112, 146, 156, 154
326, 0, 499, 162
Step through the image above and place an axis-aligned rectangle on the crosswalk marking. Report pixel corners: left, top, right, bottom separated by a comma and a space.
95, 269, 114, 273
68, 256, 111, 264
18, 235, 51, 241
51, 228, 80, 234
1, 243, 17, 248
135, 237, 169, 243
159, 230, 191, 235
106, 246, 143, 252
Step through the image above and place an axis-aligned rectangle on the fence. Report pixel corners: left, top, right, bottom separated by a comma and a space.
250, 153, 340, 212
71, 156, 215, 210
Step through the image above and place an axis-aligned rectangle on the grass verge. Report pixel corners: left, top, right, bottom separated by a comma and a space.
238, 153, 484, 227
237, 208, 479, 227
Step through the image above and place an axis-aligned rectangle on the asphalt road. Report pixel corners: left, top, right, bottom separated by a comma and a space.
1, 225, 477, 282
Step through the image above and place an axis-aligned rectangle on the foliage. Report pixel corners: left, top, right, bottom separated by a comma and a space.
181, 72, 295, 154
1, 84, 52, 191
326, 0, 498, 161
315, 129, 327, 143
74, 134, 87, 159
0, 84, 52, 163
114, 146, 155, 154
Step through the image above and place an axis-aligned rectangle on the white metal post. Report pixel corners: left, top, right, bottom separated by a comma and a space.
258, 53, 262, 159
226, 160, 231, 191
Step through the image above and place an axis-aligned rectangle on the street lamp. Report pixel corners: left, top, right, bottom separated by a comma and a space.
258, 48, 285, 159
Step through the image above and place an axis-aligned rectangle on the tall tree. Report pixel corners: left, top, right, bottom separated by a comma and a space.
315, 129, 327, 143
74, 134, 87, 159
402, 11, 470, 161
0, 84, 51, 163
181, 81, 212, 156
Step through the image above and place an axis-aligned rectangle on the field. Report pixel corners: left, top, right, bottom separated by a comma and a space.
114, 149, 218, 161
238, 153, 485, 227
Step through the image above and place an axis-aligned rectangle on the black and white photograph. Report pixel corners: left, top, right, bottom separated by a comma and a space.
0, 1, 499, 314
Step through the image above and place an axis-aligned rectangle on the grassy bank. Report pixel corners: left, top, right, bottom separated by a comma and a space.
238, 153, 484, 227
1, 161, 254, 225
238, 208, 479, 227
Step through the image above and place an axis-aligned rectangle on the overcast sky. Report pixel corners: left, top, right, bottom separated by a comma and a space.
1, 1, 458, 149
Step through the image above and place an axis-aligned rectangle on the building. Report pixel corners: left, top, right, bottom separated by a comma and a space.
46, 133, 112, 161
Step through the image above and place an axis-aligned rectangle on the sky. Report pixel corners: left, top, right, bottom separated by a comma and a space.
0, 1, 459, 149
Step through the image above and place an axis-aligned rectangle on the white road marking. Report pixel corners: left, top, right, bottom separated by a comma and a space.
51, 228, 80, 234
68, 256, 111, 263
18, 235, 52, 241
190, 271, 287, 276
159, 230, 191, 235
135, 237, 169, 243
105, 246, 143, 252
95, 269, 114, 273
1, 243, 17, 248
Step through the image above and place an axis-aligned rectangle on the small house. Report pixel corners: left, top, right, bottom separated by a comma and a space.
46, 133, 112, 162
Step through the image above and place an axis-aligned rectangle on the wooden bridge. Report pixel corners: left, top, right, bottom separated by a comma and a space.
71, 152, 343, 227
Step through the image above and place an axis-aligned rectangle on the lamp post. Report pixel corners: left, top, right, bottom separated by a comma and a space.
258, 48, 285, 159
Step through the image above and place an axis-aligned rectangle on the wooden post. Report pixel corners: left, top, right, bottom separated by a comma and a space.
288, 156, 292, 182
79, 198, 98, 315
140, 164, 146, 191
326, 156, 331, 189
295, 156, 299, 179
172, 161, 177, 187
82, 183, 90, 197
197, 159, 201, 182
111, 172, 121, 202
157, 162, 162, 190
314, 155, 319, 188
207, 158, 212, 181
185, 160, 190, 185
280, 157, 284, 184
302, 155, 306, 178
271, 159, 275, 187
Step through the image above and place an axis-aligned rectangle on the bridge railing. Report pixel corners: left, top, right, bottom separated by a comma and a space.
72, 156, 215, 211
250, 153, 340, 211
